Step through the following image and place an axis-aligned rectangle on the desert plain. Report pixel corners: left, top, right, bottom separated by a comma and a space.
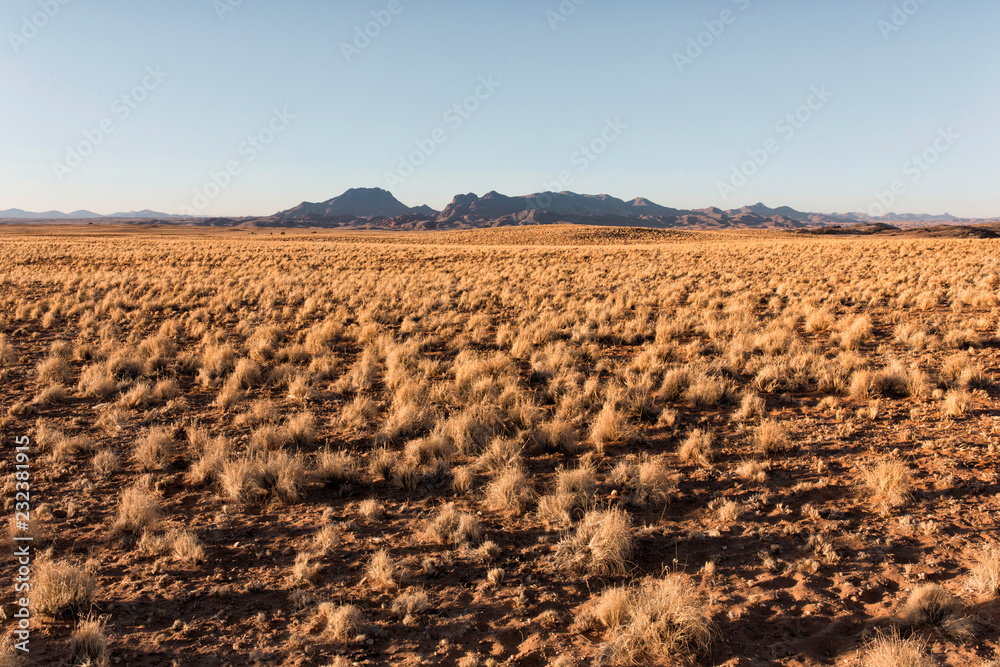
0, 224, 998, 666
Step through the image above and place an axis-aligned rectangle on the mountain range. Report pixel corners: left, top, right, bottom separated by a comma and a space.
3, 189, 996, 232
0, 208, 186, 220
261, 188, 993, 231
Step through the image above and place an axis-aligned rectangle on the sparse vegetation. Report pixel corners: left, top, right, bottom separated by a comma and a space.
3, 226, 999, 663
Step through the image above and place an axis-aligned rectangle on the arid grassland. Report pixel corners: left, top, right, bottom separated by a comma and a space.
0, 225, 998, 667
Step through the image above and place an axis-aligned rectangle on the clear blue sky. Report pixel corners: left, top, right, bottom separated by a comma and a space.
2, 0, 998, 217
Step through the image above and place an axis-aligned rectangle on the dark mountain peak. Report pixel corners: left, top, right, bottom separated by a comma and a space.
272, 187, 436, 220
731, 202, 810, 221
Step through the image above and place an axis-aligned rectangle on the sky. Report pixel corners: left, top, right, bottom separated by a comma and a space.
1, 0, 998, 218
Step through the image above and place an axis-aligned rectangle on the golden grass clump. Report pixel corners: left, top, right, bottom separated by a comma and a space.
588, 403, 635, 451
610, 455, 677, 508
968, 543, 1000, 597
33, 556, 96, 618
187, 434, 231, 485
900, 584, 973, 640
733, 392, 766, 422
313, 602, 362, 642
364, 548, 400, 588
860, 630, 932, 667
754, 419, 791, 457
77, 363, 119, 399
91, 450, 121, 477
293, 551, 322, 583
392, 588, 430, 624
538, 465, 596, 525
556, 507, 633, 575
942, 389, 973, 417
314, 448, 359, 490
220, 450, 306, 504
138, 527, 207, 564
68, 615, 109, 667
861, 459, 912, 510
485, 465, 534, 515
113, 481, 160, 534
581, 575, 713, 664
134, 426, 174, 471
677, 428, 714, 467
358, 498, 385, 521
425, 503, 480, 545
170, 530, 207, 564
36, 354, 72, 384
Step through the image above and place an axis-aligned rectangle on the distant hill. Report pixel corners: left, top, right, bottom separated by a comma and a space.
438, 191, 683, 221
271, 187, 438, 221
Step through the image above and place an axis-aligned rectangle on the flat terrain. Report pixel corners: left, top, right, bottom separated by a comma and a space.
0, 225, 998, 666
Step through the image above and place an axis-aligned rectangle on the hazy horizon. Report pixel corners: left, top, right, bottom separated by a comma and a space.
3, 1, 998, 217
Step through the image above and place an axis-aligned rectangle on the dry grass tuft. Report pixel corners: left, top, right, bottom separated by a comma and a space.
134, 427, 174, 471
860, 630, 931, 667
34, 556, 96, 618
68, 615, 109, 667
577, 585, 630, 631
677, 428, 714, 467
733, 392, 766, 422
364, 548, 400, 588
113, 482, 160, 534
170, 530, 207, 564
187, 434, 231, 485
556, 508, 633, 575
485, 465, 534, 515
585, 575, 714, 664
314, 448, 359, 490
589, 403, 635, 451
313, 602, 362, 642
367, 446, 395, 482
312, 523, 343, 555
537, 417, 580, 452
942, 389, 974, 417
754, 419, 791, 457
220, 450, 306, 504
357, 498, 385, 521
293, 551, 322, 583
91, 450, 121, 477
861, 459, 912, 510
736, 459, 768, 483
392, 588, 430, 624
425, 503, 481, 546
611, 455, 677, 508
900, 584, 973, 640
538, 465, 596, 525
969, 543, 1000, 597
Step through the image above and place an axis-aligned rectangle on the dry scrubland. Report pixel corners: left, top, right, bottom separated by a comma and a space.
0, 225, 998, 666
